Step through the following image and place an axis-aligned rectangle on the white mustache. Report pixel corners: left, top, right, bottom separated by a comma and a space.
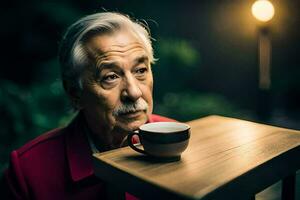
112, 98, 148, 117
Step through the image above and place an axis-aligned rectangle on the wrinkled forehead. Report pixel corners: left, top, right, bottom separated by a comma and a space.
85, 29, 149, 64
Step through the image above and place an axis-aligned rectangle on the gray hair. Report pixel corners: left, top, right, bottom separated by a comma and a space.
58, 12, 155, 93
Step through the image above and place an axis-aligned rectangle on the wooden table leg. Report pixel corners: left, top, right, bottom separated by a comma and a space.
282, 174, 296, 200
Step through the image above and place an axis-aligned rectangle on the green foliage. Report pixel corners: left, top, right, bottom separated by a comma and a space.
153, 38, 201, 100
155, 92, 252, 122
152, 37, 253, 122
0, 76, 75, 167
156, 38, 200, 67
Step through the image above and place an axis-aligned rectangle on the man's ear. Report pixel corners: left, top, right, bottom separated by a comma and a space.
63, 80, 83, 109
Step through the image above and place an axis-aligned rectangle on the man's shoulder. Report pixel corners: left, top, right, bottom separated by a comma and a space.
15, 127, 66, 158
150, 114, 177, 122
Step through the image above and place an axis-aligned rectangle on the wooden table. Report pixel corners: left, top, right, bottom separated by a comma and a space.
93, 115, 300, 200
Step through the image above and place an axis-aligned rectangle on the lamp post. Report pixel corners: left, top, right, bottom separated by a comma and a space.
252, 0, 275, 90
251, 0, 275, 121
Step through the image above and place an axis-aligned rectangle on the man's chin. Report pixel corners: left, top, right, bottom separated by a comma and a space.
116, 116, 148, 132
115, 111, 149, 131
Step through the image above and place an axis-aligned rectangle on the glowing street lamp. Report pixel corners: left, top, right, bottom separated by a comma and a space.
252, 0, 275, 22
251, 0, 275, 121
252, 0, 275, 90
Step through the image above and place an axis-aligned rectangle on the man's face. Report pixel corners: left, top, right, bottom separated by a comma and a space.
79, 30, 153, 134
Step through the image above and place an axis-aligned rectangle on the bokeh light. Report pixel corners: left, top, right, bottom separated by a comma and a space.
252, 0, 275, 22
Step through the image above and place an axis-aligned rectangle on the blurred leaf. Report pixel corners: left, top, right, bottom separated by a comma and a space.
0, 78, 74, 165
153, 37, 201, 100
154, 92, 254, 122
156, 38, 200, 67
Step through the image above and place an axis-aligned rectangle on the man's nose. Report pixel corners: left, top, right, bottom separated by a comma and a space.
121, 76, 142, 102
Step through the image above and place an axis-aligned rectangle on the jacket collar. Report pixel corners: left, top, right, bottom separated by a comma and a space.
65, 113, 155, 182
65, 113, 94, 182
148, 115, 154, 123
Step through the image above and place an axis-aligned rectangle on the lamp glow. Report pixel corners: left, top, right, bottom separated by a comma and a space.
252, 0, 275, 22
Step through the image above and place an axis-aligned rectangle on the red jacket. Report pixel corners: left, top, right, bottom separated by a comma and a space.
4, 113, 175, 200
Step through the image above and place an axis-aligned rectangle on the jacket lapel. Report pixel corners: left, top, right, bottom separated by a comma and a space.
65, 113, 94, 182
65, 113, 155, 182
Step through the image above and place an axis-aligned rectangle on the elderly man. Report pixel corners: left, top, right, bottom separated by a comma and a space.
3, 12, 174, 199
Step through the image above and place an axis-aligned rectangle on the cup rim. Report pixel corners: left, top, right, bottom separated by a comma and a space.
139, 122, 190, 134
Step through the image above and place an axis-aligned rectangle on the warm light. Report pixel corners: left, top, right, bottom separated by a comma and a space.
251, 0, 275, 22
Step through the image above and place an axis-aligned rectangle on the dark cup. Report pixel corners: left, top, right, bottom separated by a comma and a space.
127, 122, 190, 160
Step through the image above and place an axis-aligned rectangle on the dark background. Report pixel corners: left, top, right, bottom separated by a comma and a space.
1, 0, 299, 171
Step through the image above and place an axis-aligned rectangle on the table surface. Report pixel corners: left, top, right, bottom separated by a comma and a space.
93, 115, 300, 200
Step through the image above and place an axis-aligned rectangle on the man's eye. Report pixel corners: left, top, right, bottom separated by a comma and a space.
136, 68, 148, 74
102, 74, 119, 83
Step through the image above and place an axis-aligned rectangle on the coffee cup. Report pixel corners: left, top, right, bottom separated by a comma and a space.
127, 122, 190, 160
